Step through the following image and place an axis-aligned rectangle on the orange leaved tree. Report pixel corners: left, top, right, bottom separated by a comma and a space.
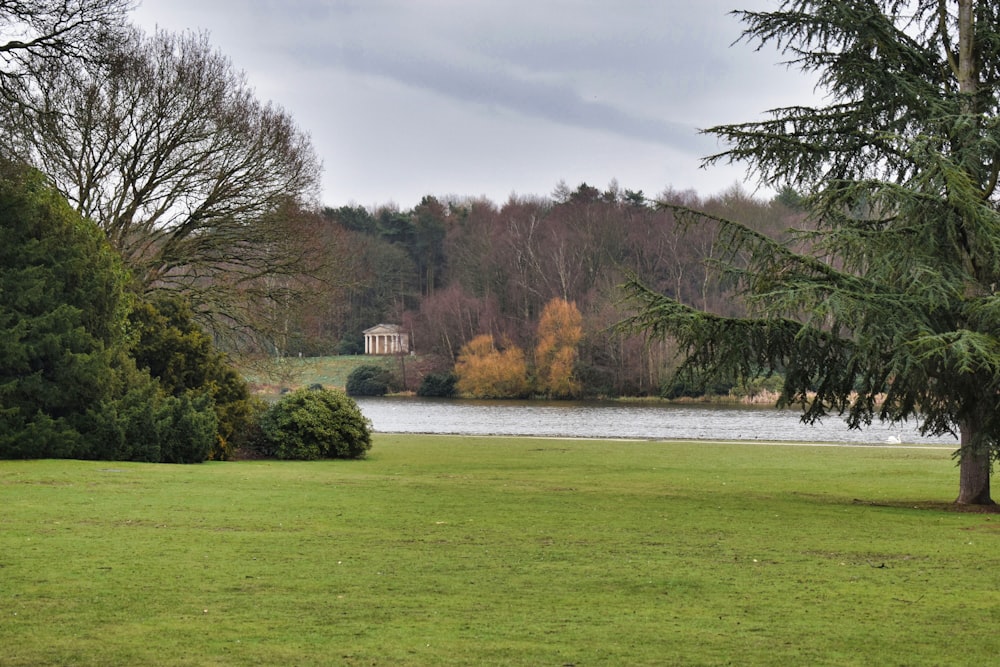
455, 334, 530, 399
534, 298, 583, 398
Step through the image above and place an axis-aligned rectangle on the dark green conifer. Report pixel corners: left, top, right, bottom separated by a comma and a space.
624, 1, 1000, 504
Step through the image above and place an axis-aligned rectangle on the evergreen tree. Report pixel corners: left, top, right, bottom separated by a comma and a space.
0, 161, 127, 458
0, 161, 219, 463
624, 1, 1000, 504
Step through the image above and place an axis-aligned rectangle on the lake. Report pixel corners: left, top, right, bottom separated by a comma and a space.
353, 397, 959, 446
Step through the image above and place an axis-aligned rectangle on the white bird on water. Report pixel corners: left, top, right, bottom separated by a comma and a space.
886, 435, 902, 444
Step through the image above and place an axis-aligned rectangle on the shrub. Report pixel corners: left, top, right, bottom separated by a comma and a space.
337, 335, 363, 355
89, 359, 218, 464
129, 295, 256, 460
732, 374, 785, 401
260, 387, 372, 460
659, 376, 734, 400
89, 360, 166, 462
158, 392, 218, 464
232, 397, 271, 459
417, 372, 457, 398
346, 364, 392, 396
454, 335, 530, 399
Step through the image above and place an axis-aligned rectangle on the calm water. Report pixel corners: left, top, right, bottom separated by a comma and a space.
354, 397, 958, 446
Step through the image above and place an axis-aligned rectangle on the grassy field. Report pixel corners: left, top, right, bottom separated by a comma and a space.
2, 435, 998, 666
243, 355, 424, 394
243, 355, 397, 392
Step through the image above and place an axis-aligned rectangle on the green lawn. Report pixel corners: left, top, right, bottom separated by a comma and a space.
2, 436, 996, 665
243, 355, 397, 392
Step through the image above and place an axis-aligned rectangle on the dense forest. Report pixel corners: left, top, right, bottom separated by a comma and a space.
275, 181, 806, 397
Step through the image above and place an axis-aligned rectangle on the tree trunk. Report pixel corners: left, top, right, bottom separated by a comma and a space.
957, 0, 974, 95
956, 420, 993, 505
952, 1, 993, 505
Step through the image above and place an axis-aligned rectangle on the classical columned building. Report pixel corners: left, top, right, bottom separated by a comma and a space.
363, 324, 410, 355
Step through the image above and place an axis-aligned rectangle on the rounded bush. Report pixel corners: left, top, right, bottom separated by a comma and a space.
260, 387, 372, 460
659, 376, 734, 400
346, 365, 391, 396
417, 372, 457, 398
337, 336, 363, 355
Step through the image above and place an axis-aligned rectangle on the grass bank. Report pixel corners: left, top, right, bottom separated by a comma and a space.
2, 436, 997, 665
242, 355, 396, 393
242, 355, 438, 395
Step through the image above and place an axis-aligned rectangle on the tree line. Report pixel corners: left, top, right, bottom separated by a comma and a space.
279, 182, 804, 398
0, 2, 804, 404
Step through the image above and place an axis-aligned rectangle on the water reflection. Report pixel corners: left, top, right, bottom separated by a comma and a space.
354, 396, 958, 446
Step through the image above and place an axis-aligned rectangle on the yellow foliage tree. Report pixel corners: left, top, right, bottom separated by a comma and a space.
535, 298, 583, 398
455, 334, 530, 398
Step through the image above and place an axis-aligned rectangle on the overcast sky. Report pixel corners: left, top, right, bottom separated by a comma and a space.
130, 1, 817, 210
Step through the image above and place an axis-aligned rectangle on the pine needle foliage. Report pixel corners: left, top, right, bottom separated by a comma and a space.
622, 0, 1000, 503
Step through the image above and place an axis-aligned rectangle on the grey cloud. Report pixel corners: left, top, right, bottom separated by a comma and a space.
188, 0, 781, 154
317, 43, 714, 154
280, 1, 747, 155
130, 0, 812, 206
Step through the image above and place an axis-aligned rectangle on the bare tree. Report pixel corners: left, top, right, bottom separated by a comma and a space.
0, 0, 131, 97
3, 27, 322, 343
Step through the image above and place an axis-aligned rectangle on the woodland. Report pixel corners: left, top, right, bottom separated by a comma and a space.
285, 183, 805, 398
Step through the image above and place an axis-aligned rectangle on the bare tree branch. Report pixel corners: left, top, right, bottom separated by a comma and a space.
0, 0, 131, 98
2, 26, 323, 346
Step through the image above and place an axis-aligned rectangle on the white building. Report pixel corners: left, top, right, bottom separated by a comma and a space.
363, 324, 409, 355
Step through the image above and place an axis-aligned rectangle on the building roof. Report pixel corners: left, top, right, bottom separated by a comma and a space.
363, 323, 404, 335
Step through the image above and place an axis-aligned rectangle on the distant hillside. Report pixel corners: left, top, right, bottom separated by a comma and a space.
243, 354, 433, 395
